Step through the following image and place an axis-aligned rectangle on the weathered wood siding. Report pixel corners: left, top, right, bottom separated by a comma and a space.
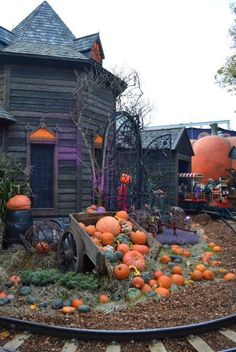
0, 65, 4, 103
6, 64, 115, 215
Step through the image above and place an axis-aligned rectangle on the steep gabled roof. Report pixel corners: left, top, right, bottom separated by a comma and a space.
12, 1, 75, 45
74, 33, 105, 59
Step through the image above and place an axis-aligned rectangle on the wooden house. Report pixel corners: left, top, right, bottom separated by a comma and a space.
0, 1, 119, 216
141, 127, 194, 206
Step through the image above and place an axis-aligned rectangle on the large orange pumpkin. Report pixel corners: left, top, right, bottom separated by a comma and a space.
96, 216, 120, 235
192, 135, 231, 183
123, 250, 145, 271
7, 195, 31, 211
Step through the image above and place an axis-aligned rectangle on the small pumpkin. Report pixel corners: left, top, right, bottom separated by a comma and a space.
35, 242, 49, 254
171, 274, 185, 286
132, 276, 145, 289
130, 231, 147, 245
123, 250, 145, 271
72, 299, 84, 308
224, 272, 236, 281
115, 210, 129, 220
0, 292, 7, 299
202, 269, 215, 280
62, 306, 76, 314
171, 266, 182, 275
155, 287, 171, 298
86, 225, 96, 236
52, 298, 63, 310
126, 288, 142, 302
191, 270, 203, 281
132, 244, 149, 255
149, 279, 157, 288
99, 295, 110, 304
100, 232, 115, 246
153, 270, 164, 280
160, 255, 171, 264
113, 263, 130, 280
27, 296, 38, 305
212, 245, 221, 252
6, 195, 31, 210
195, 264, 207, 272
78, 304, 91, 313
141, 284, 152, 295
18, 286, 31, 296
157, 275, 172, 289
8, 275, 21, 285
117, 243, 130, 255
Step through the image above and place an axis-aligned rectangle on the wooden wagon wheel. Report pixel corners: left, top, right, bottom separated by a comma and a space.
57, 229, 84, 273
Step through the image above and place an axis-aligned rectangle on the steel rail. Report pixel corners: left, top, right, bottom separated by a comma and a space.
0, 313, 236, 342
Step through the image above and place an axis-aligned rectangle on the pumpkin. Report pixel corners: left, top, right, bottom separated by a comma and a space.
182, 250, 191, 257
155, 287, 171, 298
8, 275, 21, 285
0, 292, 7, 299
157, 275, 172, 289
141, 271, 153, 283
148, 279, 157, 288
132, 276, 145, 289
171, 274, 185, 286
123, 250, 145, 271
141, 284, 152, 295
171, 266, 183, 275
113, 263, 130, 280
115, 211, 129, 220
173, 247, 183, 255
126, 288, 142, 302
103, 250, 117, 263
99, 295, 110, 304
96, 216, 120, 235
195, 264, 207, 272
130, 231, 147, 245
208, 242, 216, 248
115, 233, 130, 244
86, 225, 96, 236
18, 286, 31, 296
35, 242, 49, 254
203, 269, 215, 280
153, 270, 164, 280
72, 299, 83, 308
100, 232, 115, 246
132, 244, 149, 255
120, 173, 132, 185
191, 270, 203, 281
212, 245, 221, 252
0, 298, 8, 306
6, 195, 31, 211
117, 243, 130, 255
62, 306, 76, 314
160, 255, 171, 264
63, 299, 72, 307
224, 272, 236, 281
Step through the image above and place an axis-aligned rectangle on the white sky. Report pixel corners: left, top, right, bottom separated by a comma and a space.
0, 0, 235, 130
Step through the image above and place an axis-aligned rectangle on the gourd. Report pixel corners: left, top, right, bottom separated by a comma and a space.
52, 298, 63, 309
115, 234, 130, 244
125, 288, 142, 302
77, 304, 91, 313
27, 296, 38, 304
18, 286, 31, 296
0, 298, 8, 306
6, 195, 31, 210
96, 216, 120, 235
103, 250, 117, 263
63, 299, 72, 307
141, 271, 153, 283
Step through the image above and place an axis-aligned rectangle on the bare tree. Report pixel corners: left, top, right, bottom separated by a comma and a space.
71, 66, 153, 205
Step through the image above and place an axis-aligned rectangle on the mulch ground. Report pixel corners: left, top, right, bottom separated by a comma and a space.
0, 216, 235, 331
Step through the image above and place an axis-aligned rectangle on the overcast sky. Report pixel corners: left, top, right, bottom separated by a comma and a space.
0, 0, 235, 130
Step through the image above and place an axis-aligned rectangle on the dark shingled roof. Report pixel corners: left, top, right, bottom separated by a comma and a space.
0, 105, 17, 123
0, 1, 104, 62
141, 128, 186, 150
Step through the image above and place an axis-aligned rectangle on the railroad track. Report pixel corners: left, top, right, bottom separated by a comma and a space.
0, 315, 236, 352
221, 217, 236, 234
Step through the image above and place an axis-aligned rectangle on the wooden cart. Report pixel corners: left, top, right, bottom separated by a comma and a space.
57, 212, 162, 273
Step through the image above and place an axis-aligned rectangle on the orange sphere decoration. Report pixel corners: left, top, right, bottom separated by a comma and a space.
113, 263, 130, 280
35, 242, 49, 254
7, 195, 31, 211
192, 135, 231, 183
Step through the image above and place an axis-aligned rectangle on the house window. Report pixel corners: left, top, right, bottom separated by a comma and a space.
28, 119, 57, 210
30, 144, 54, 208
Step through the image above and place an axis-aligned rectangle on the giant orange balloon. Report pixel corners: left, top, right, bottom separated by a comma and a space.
226, 137, 236, 170
192, 136, 231, 183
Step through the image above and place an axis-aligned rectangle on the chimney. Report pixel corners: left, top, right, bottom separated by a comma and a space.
210, 123, 218, 135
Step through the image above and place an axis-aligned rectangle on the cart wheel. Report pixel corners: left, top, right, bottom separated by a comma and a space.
57, 229, 84, 273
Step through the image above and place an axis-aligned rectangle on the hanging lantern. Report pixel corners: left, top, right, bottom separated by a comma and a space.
94, 133, 103, 149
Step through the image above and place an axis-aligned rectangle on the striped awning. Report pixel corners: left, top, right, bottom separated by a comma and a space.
178, 173, 203, 178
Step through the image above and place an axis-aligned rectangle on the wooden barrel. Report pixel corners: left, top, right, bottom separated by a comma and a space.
4, 210, 33, 247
